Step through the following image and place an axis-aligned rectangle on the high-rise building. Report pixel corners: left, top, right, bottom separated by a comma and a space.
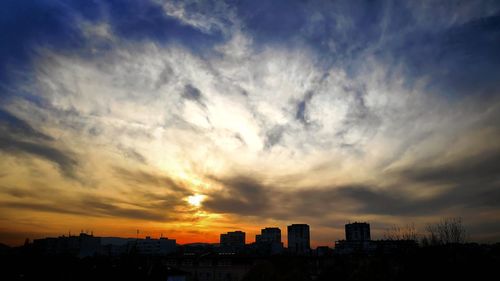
255, 227, 283, 254
256, 227, 281, 243
287, 224, 310, 254
220, 231, 245, 249
345, 222, 371, 241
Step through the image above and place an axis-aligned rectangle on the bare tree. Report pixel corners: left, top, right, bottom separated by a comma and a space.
383, 223, 418, 241
423, 217, 467, 245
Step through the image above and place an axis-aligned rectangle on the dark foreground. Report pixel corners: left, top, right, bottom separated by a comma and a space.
1, 244, 499, 281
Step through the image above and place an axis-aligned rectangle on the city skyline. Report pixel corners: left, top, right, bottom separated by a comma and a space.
1, 1, 500, 247
19, 222, 369, 247
1, 219, 465, 249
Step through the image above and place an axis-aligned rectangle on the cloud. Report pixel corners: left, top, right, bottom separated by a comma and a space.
204, 176, 439, 220
0, 136, 78, 179
0, 184, 190, 223
204, 176, 271, 216
1, 198, 170, 222
0, 0, 224, 97
264, 125, 286, 149
1, 0, 500, 243
295, 91, 314, 125
401, 148, 500, 186
113, 166, 190, 195
80, 195, 172, 222
0, 109, 53, 141
398, 148, 500, 210
159, 0, 236, 35
0, 108, 78, 179
117, 145, 148, 164
182, 84, 205, 108
1, 201, 89, 217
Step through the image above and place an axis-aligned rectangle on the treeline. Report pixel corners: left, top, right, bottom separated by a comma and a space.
383, 217, 468, 245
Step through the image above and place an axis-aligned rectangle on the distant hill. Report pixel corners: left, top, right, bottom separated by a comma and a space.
0, 243, 10, 253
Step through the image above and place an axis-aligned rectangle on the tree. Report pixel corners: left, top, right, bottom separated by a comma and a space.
383, 223, 418, 241
423, 217, 467, 245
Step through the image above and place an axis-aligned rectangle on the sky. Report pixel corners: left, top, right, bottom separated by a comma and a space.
1, 0, 500, 247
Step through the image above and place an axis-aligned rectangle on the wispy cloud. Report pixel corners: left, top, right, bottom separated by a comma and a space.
1, 0, 500, 244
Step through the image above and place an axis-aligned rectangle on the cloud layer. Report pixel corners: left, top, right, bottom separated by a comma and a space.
1, 0, 500, 245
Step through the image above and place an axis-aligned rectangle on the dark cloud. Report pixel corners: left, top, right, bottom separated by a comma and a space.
334, 186, 440, 216
1, 199, 168, 222
0, 109, 79, 179
399, 149, 500, 210
117, 145, 147, 164
204, 167, 500, 221
264, 125, 286, 149
0, 177, 191, 222
286, 185, 441, 218
401, 149, 500, 186
0, 186, 36, 199
0, 109, 52, 141
113, 166, 189, 195
0, 194, 179, 222
182, 84, 206, 108
295, 91, 314, 125
204, 176, 271, 216
79, 195, 169, 222
204, 176, 379, 219
137, 190, 188, 211
154, 65, 174, 89
1, 201, 88, 217
0, 136, 78, 179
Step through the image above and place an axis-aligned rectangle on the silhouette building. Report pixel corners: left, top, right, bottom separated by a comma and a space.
336, 222, 418, 254
220, 231, 246, 251
255, 227, 283, 254
345, 222, 371, 241
335, 222, 372, 254
135, 236, 177, 255
33, 232, 100, 257
256, 227, 281, 243
287, 224, 310, 254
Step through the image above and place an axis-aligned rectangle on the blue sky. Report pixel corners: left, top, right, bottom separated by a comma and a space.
1, 0, 500, 245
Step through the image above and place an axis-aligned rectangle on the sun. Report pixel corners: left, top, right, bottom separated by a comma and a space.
187, 194, 205, 207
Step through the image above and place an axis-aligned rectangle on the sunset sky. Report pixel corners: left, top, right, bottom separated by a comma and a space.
1, 0, 500, 247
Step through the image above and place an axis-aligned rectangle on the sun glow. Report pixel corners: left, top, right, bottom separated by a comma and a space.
187, 194, 205, 207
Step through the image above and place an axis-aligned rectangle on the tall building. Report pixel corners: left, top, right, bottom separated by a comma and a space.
287, 224, 310, 254
220, 231, 245, 249
345, 222, 371, 241
256, 227, 281, 243
255, 227, 283, 254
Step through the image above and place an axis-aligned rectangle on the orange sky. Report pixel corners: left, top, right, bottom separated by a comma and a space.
2, 1, 500, 247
